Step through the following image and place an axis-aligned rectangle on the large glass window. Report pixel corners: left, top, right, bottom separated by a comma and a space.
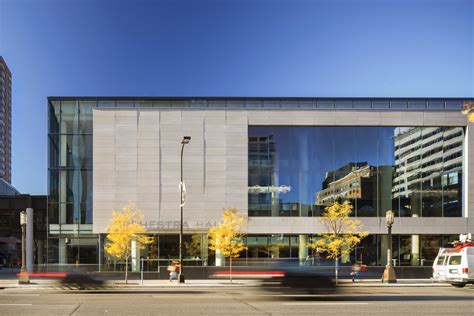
48, 100, 93, 228
79, 101, 94, 134
249, 126, 463, 217
60, 101, 78, 134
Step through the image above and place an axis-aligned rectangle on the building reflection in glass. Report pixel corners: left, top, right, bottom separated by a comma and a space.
248, 126, 463, 217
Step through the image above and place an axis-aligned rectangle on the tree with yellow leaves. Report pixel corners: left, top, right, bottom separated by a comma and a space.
309, 201, 368, 284
461, 101, 474, 122
208, 208, 246, 283
105, 202, 152, 284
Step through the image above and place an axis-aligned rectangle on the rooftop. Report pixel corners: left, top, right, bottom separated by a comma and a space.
48, 97, 474, 110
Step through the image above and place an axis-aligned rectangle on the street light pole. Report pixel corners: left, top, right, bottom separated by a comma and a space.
179, 136, 191, 284
382, 209, 397, 283
19, 211, 30, 285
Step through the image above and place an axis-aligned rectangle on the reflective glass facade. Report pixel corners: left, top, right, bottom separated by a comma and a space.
128, 233, 458, 269
49, 100, 93, 226
48, 100, 95, 263
248, 126, 464, 217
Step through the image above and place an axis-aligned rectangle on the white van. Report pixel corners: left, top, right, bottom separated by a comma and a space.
433, 241, 474, 287
444, 245, 474, 287
432, 251, 448, 282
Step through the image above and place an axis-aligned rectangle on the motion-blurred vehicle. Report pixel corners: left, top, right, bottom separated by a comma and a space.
55, 273, 105, 290
273, 268, 335, 290
213, 258, 336, 292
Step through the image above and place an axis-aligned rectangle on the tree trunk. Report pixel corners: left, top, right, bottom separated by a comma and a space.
334, 257, 339, 285
230, 257, 232, 283
125, 256, 129, 284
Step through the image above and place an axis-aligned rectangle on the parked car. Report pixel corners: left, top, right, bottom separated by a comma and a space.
432, 236, 474, 287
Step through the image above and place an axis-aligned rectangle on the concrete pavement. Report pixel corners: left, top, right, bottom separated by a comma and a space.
0, 277, 453, 290
0, 285, 472, 315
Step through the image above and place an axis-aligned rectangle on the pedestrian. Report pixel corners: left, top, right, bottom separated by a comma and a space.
168, 260, 180, 282
351, 261, 361, 282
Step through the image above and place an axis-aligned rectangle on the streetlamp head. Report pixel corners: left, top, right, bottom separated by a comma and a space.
20, 211, 27, 225
385, 210, 394, 226
182, 136, 191, 144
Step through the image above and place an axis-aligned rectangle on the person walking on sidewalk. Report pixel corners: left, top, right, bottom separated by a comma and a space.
351, 261, 367, 282
168, 260, 180, 282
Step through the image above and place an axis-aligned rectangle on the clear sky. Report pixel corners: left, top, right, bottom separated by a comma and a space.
0, 0, 473, 195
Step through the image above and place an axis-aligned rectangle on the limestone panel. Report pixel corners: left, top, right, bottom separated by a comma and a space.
424, 112, 446, 126
379, 111, 402, 125
335, 110, 357, 125
313, 111, 336, 125
356, 110, 379, 125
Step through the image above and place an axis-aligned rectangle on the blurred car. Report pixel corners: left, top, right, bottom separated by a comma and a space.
59, 273, 105, 290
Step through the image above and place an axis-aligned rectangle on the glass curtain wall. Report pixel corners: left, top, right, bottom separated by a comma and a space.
240, 234, 457, 266
48, 100, 95, 264
248, 126, 463, 217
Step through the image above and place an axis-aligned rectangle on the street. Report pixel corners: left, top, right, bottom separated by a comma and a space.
0, 286, 472, 315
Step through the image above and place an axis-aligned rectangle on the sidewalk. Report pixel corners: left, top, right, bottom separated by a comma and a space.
337, 279, 450, 287
0, 278, 451, 289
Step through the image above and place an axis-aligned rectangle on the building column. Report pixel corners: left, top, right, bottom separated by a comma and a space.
131, 240, 140, 272
298, 234, 308, 266
411, 234, 420, 266
200, 234, 208, 266
26, 208, 34, 271
59, 238, 67, 264
215, 248, 225, 266
214, 237, 225, 266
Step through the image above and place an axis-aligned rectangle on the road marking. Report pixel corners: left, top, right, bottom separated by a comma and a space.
0, 304, 33, 306
0, 294, 40, 296
283, 302, 369, 306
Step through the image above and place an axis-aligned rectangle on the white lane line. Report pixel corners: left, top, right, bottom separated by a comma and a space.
0, 294, 40, 296
0, 304, 33, 306
283, 302, 369, 306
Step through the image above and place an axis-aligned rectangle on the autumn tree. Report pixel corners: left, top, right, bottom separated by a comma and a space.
105, 202, 152, 284
461, 101, 474, 122
208, 208, 246, 283
308, 201, 368, 284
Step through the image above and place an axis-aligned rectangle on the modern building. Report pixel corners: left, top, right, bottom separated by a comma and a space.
47, 97, 474, 270
0, 178, 20, 195
0, 57, 12, 183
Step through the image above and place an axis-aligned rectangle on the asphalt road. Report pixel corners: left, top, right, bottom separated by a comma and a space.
0, 286, 472, 315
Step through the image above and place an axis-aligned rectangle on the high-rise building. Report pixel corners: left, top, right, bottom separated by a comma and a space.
0, 57, 12, 183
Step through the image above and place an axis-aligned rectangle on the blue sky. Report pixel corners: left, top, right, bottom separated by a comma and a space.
0, 0, 473, 194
